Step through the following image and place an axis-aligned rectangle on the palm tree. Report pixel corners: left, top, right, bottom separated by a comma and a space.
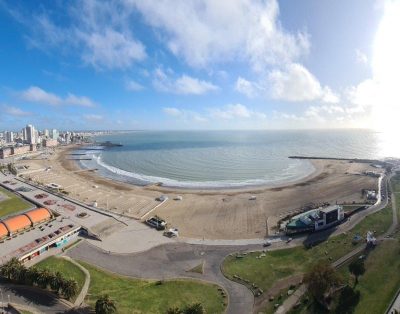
183, 303, 205, 314
95, 294, 117, 314
50, 271, 64, 294
0, 260, 13, 280
0, 258, 25, 282
36, 268, 52, 289
61, 279, 78, 300
25, 267, 40, 285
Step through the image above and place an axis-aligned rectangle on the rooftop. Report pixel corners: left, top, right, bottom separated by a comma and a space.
0, 216, 78, 262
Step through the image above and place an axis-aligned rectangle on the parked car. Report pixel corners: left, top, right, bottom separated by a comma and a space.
263, 241, 272, 247
146, 216, 166, 230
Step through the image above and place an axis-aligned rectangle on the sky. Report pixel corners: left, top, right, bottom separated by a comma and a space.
0, 0, 398, 131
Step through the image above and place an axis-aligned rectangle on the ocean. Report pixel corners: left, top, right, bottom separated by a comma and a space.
77, 129, 396, 188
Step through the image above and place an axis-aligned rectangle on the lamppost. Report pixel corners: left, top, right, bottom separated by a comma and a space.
7, 295, 10, 314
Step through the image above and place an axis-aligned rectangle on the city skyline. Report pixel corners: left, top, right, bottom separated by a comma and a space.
0, 0, 399, 131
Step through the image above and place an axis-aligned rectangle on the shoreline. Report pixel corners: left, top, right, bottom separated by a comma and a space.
65, 145, 324, 194
17, 144, 382, 240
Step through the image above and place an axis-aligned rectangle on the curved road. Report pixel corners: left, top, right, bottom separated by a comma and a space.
67, 241, 258, 314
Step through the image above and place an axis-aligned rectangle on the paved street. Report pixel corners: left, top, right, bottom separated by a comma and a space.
0, 283, 74, 314
68, 241, 258, 314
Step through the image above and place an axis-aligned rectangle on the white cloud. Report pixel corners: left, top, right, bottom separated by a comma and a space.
130, 0, 309, 70
125, 80, 145, 91
235, 77, 258, 98
174, 75, 218, 95
355, 49, 368, 65
154, 69, 218, 95
20, 86, 96, 107
65, 93, 96, 107
268, 63, 340, 103
12, 1, 146, 70
321, 87, 340, 104
163, 107, 183, 117
79, 28, 146, 69
21, 86, 62, 106
3, 105, 32, 117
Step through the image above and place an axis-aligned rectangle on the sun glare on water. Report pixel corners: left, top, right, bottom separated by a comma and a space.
371, 0, 400, 157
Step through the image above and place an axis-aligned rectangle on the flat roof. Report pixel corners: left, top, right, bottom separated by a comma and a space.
0, 216, 78, 261
319, 205, 342, 213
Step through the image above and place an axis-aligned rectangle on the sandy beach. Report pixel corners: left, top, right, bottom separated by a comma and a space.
16, 145, 382, 240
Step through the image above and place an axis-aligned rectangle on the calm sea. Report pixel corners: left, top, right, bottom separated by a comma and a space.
77, 129, 395, 188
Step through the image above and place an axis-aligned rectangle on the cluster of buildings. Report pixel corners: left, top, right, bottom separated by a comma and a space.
0, 123, 92, 159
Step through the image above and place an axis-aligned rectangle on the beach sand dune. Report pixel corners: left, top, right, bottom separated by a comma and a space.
17, 147, 381, 240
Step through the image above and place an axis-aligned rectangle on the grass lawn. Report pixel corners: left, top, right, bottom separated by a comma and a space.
0, 186, 33, 218
222, 205, 393, 294
35, 256, 86, 302
351, 240, 400, 314
79, 261, 226, 314
293, 240, 400, 314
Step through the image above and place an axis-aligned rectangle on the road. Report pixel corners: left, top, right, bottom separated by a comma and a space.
67, 241, 257, 314
0, 283, 75, 314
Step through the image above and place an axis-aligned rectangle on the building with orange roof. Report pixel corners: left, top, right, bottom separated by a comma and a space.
0, 222, 8, 239
3, 215, 32, 235
25, 208, 52, 225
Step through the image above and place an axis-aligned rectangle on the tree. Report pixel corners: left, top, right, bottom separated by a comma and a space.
36, 268, 52, 289
183, 303, 205, 314
0, 258, 25, 282
304, 261, 342, 306
348, 259, 365, 286
25, 267, 40, 286
95, 294, 117, 314
61, 279, 78, 300
334, 285, 360, 314
49, 271, 64, 294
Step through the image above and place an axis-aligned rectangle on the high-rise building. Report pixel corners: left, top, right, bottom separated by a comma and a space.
5, 131, 14, 143
22, 127, 27, 142
44, 129, 49, 138
25, 124, 36, 144
51, 129, 59, 140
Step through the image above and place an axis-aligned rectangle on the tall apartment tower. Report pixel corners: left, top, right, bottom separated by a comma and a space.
5, 131, 14, 143
25, 124, 36, 144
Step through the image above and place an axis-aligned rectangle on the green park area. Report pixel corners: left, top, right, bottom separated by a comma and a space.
290, 239, 400, 314
37, 257, 226, 314
82, 261, 225, 314
0, 186, 33, 218
338, 240, 400, 314
36, 256, 86, 303
222, 204, 393, 294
